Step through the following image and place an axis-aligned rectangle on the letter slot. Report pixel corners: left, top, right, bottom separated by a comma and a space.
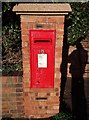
34, 40, 52, 43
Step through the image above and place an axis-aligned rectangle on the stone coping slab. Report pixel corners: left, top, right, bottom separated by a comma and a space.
13, 3, 72, 15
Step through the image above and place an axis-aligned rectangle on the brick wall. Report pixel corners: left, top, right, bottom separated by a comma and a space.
20, 15, 64, 118
2, 76, 24, 118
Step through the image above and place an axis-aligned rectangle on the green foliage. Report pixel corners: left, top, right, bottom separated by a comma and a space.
67, 2, 89, 43
2, 2, 17, 12
2, 2, 22, 73
2, 24, 21, 53
2, 2, 12, 12
2, 62, 22, 74
52, 112, 72, 120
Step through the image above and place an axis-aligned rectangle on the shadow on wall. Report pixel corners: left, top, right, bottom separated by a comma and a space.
60, 38, 88, 120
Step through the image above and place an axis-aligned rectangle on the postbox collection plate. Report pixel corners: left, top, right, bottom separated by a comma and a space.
38, 54, 47, 68
30, 30, 56, 88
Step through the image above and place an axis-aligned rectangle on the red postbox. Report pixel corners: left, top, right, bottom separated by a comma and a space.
30, 30, 56, 88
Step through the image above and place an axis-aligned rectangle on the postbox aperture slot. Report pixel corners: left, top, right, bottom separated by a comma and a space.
34, 40, 51, 43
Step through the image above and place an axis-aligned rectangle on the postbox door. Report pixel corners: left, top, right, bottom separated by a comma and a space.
30, 30, 56, 88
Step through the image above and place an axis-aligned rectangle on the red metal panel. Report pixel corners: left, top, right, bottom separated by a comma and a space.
30, 30, 56, 88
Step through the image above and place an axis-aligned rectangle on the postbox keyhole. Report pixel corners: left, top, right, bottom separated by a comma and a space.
40, 49, 44, 54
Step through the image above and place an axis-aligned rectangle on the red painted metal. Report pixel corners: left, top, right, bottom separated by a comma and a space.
30, 30, 56, 88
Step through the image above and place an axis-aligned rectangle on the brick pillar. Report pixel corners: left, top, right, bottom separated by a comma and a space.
13, 3, 71, 119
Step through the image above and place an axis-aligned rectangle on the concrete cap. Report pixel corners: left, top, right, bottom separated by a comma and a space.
13, 3, 72, 15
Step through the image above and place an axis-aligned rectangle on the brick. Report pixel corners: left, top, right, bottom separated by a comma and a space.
48, 96, 59, 101
44, 23, 56, 30
23, 75, 30, 80
21, 16, 33, 22
25, 108, 38, 115
28, 23, 34, 29
24, 88, 30, 92
56, 92, 59, 96
22, 47, 29, 55
47, 109, 59, 114
56, 24, 64, 30
24, 82, 30, 88
37, 109, 47, 115
24, 92, 29, 97
23, 71, 30, 78
55, 53, 61, 60
21, 16, 37, 22
22, 53, 30, 59
37, 101, 47, 107
56, 30, 64, 35
30, 88, 54, 93
47, 101, 59, 105
24, 100, 31, 105
17, 95, 24, 99
48, 17, 56, 23
7, 84, 16, 88
23, 70, 30, 75
55, 88, 59, 92
16, 84, 23, 87
21, 35, 29, 41
37, 17, 47, 23
56, 39, 63, 47
45, 24, 54, 29
55, 72, 60, 78
17, 108, 24, 113
21, 23, 28, 30
10, 110, 17, 114
50, 92, 55, 96
16, 88, 23, 92
16, 93, 23, 97
47, 92, 50, 96
50, 105, 59, 110
6, 77, 17, 83
54, 82, 60, 88
28, 16, 37, 22
22, 41, 29, 48
22, 53, 30, 58
38, 93, 47, 97
23, 67, 30, 73
17, 77, 23, 82
55, 68, 60, 71
56, 35, 64, 39
48, 16, 64, 23
55, 59, 61, 64
21, 30, 29, 35
57, 28, 64, 33
55, 47, 62, 53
